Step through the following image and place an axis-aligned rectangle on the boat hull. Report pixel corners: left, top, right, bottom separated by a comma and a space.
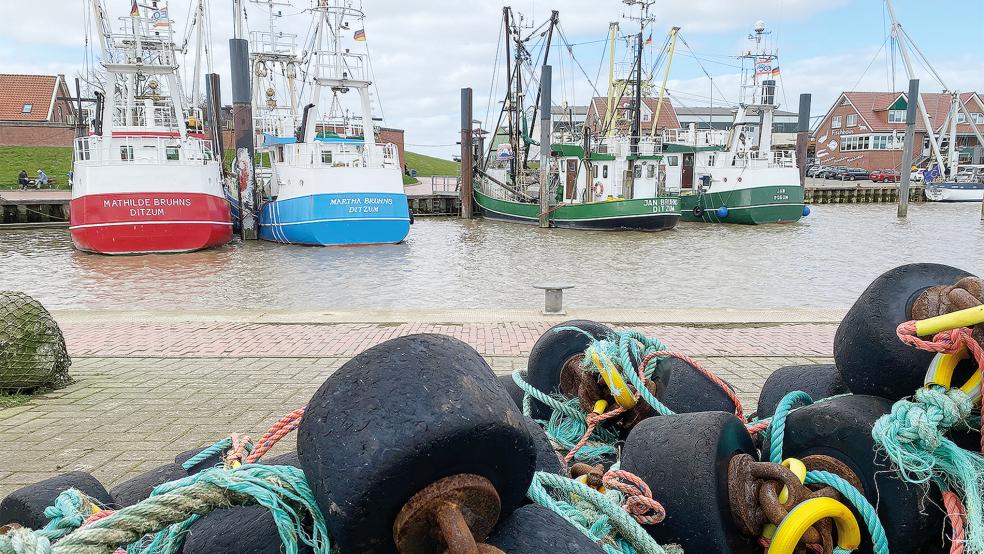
475, 190, 680, 231
69, 192, 233, 255
925, 182, 984, 202
259, 191, 411, 246
679, 185, 805, 225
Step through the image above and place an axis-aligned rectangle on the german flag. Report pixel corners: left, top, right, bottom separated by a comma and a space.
645, 34, 653, 46
130, 0, 140, 16
353, 29, 366, 42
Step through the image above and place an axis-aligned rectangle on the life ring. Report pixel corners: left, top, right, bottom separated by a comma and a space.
593, 182, 604, 196
692, 205, 705, 218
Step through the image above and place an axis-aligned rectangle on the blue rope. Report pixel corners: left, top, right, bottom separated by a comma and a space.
872, 385, 984, 554
766, 391, 814, 465
527, 471, 669, 554
805, 471, 889, 554
128, 464, 329, 554
767, 390, 890, 554
180, 438, 232, 471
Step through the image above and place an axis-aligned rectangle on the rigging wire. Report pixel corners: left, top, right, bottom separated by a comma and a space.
678, 33, 733, 106
849, 36, 890, 92
483, 19, 504, 135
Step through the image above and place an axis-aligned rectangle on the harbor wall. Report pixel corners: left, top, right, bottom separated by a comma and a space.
0, 123, 76, 147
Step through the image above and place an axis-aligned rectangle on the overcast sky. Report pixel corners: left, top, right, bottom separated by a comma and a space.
3, 0, 983, 159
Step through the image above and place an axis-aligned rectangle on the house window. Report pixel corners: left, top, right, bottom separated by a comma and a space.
958, 112, 967, 124
888, 110, 906, 123
831, 116, 841, 129
646, 165, 656, 179
165, 146, 179, 161
321, 151, 333, 165
120, 146, 134, 161
642, 113, 651, 122
21, 104, 32, 114
602, 165, 608, 179
667, 155, 679, 166
840, 135, 870, 151
846, 114, 858, 127
974, 113, 984, 125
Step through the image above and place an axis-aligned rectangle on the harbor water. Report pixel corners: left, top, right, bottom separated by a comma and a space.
1, 203, 982, 311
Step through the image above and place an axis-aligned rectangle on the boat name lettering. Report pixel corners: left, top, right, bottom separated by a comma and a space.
773, 188, 789, 201
348, 206, 380, 214
128, 208, 166, 217
643, 199, 676, 211
103, 198, 192, 208
330, 198, 360, 205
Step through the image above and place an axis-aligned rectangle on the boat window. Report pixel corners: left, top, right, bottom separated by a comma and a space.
602, 165, 608, 179
277, 147, 284, 163
322, 151, 333, 165
165, 146, 180, 161
667, 156, 679, 167
592, 165, 598, 178
647, 165, 656, 179
634, 165, 642, 179
120, 146, 134, 161
708, 155, 716, 165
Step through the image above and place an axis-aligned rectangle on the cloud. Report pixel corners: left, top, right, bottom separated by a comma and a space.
0, 0, 902, 158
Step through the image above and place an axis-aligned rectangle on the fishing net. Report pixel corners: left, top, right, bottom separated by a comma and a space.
0, 291, 72, 390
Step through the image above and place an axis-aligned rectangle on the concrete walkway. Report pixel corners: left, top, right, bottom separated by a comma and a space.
0, 310, 842, 498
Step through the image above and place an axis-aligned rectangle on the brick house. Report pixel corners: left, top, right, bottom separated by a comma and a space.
0, 74, 79, 147
812, 91, 984, 172
584, 96, 680, 135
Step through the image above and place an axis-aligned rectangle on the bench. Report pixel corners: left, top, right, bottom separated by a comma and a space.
533, 283, 574, 315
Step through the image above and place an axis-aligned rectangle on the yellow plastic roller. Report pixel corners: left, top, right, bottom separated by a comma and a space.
591, 352, 637, 409
924, 348, 982, 405
778, 458, 807, 504
767, 497, 862, 554
914, 305, 984, 336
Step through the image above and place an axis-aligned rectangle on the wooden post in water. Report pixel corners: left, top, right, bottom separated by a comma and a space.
539, 65, 552, 228
460, 88, 474, 219
898, 79, 919, 218
796, 93, 811, 188
230, 36, 258, 239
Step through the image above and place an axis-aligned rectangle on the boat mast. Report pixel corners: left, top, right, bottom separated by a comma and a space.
502, 8, 516, 185
623, 0, 653, 200
649, 27, 680, 139
521, 10, 559, 170
884, 0, 947, 175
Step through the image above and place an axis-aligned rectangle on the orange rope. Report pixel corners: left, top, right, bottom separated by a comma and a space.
944, 490, 968, 554
641, 351, 746, 421
245, 408, 304, 464
602, 469, 666, 525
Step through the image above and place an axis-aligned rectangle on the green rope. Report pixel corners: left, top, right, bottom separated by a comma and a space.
0, 489, 109, 553
527, 471, 669, 554
578, 331, 674, 418
180, 438, 230, 471
0, 465, 329, 554
872, 385, 984, 554
767, 390, 889, 554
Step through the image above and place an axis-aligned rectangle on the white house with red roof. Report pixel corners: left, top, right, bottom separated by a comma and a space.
813, 90, 984, 172
0, 74, 79, 147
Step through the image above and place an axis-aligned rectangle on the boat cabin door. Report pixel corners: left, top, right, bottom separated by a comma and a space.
682, 153, 695, 189
565, 159, 578, 200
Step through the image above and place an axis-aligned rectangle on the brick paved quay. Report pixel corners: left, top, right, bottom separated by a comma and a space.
0, 309, 841, 499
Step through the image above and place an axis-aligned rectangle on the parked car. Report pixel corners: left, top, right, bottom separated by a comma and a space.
806, 164, 827, 177
869, 170, 900, 183
837, 168, 870, 181
816, 166, 847, 179
910, 169, 924, 182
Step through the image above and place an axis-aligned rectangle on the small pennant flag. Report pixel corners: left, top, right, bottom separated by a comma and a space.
645, 34, 653, 46
353, 29, 366, 42
771, 66, 781, 77
130, 0, 140, 16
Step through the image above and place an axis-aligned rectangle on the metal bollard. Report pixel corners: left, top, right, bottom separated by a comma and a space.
533, 283, 574, 315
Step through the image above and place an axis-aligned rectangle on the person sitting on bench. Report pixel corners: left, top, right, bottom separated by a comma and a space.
18, 170, 30, 189
36, 169, 49, 187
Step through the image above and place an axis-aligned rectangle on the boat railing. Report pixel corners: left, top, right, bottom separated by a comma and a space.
104, 33, 177, 68
116, 105, 178, 129
75, 136, 215, 166
255, 112, 302, 137
313, 52, 368, 82
249, 30, 299, 57
729, 149, 796, 169
284, 141, 400, 169
661, 128, 729, 147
